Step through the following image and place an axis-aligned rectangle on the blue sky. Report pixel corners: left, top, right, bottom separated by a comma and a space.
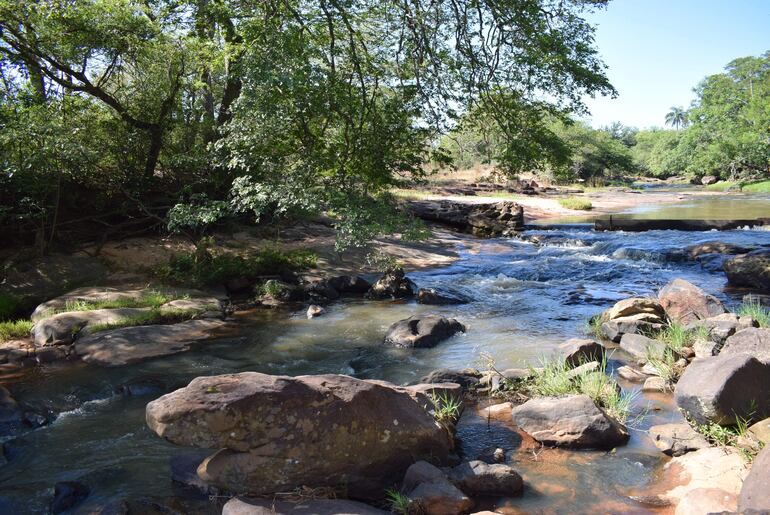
581, 0, 769, 129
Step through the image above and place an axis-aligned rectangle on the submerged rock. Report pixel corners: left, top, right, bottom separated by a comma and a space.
648, 423, 709, 456
366, 269, 417, 300
510, 394, 629, 449
724, 249, 770, 292
419, 369, 480, 390
50, 481, 90, 514
686, 241, 753, 259
384, 315, 465, 348
417, 288, 471, 305
74, 319, 227, 366
674, 353, 770, 425
146, 373, 453, 499
658, 278, 726, 325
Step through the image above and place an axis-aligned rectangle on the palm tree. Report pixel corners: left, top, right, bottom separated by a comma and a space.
665, 107, 689, 130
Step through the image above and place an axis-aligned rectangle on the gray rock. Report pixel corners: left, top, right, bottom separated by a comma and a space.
510, 394, 629, 449
700, 175, 718, 185
648, 423, 709, 456
724, 249, 770, 291
686, 313, 757, 345
32, 307, 150, 347
601, 318, 663, 343
222, 497, 388, 515
738, 444, 770, 512
658, 278, 726, 325
559, 338, 605, 367
306, 305, 326, 318
642, 376, 668, 392
446, 460, 523, 496
566, 361, 600, 379
366, 269, 417, 300
419, 369, 480, 390
384, 315, 465, 349
674, 353, 770, 425
326, 275, 372, 295
721, 327, 770, 362
417, 288, 470, 305
619, 333, 666, 363
403, 460, 445, 493
74, 319, 227, 366
616, 365, 648, 382
408, 477, 473, 515
692, 338, 719, 359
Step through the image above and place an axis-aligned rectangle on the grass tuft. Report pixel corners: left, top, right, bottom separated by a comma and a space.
429, 391, 463, 427
385, 488, 412, 515
558, 197, 593, 210
0, 319, 34, 342
737, 298, 770, 328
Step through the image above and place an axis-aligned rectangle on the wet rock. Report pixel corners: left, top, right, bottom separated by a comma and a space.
384, 315, 465, 349
674, 353, 770, 425
604, 297, 666, 322
658, 278, 726, 325
408, 477, 473, 515
417, 288, 471, 305
419, 369, 481, 390
510, 394, 629, 449
616, 365, 648, 382
23, 411, 48, 428
403, 460, 445, 492
222, 497, 388, 515
663, 447, 747, 511
642, 376, 667, 392
146, 373, 453, 499
326, 275, 372, 295
170, 450, 221, 496
0, 386, 22, 435
724, 249, 770, 291
747, 417, 770, 445
306, 304, 326, 318
446, 460, 523, 496
410, 200, 523, 237
559, 338, 605, 367
50, 481, 90, 514
720, 327, 770, 361
32, 307, 150, 347
35, 346, 69, 363
738, 444, 770, 512
648, 423, 709, 456
619, 333, 666, 363
74, 319, 227, 367
366, 269, 417, 300
686, 241, 753, 259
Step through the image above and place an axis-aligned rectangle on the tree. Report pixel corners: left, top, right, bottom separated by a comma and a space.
665, 107, 689, 130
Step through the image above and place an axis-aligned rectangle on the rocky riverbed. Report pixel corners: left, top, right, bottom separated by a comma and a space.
0, 197, 769, 514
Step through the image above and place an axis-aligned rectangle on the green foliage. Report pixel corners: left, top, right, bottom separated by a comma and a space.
558, 197, 593, 210
584, 315, 605, 339
738, 299, 770, 328
0, 294, 21, 322
155, 247, 316, 287
741, 180, 770, 193
0, 319, 33, 342
655, 323, 704, 352
87, 307, 207, 333
384, 489, 412, 515
54, 291, 180, 316
429, 391, 463, 427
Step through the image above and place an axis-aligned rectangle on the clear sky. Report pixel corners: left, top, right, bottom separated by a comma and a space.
581, 0, 770, 129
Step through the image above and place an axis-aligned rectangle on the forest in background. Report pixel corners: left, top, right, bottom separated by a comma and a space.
1, 0, 768, 256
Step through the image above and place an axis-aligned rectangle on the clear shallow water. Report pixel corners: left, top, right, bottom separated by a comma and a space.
2, 223, 770, 513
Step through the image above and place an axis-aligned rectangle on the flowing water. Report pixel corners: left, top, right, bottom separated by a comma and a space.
1, 194, 769, 513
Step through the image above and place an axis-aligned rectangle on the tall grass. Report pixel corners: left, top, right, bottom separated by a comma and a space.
558, 197, 593, 210
0, 319, 34, 342
738, 298, 770, 328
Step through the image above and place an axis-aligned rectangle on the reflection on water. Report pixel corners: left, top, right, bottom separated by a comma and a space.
2, 219, 769, 511
618, 194, 770, 220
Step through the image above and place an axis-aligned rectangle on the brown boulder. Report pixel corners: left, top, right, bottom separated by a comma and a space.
658, 279, 726, 325
408, 478, 473, 515
384, 315, 465, 349
738, 444, 770, 512
724, 249, 770, 291
604, 297, 665, 321
366, 269, 417, 300
721, 327, 770, 362
446, 460, 523, 496
558, 338, 605, 367
146, 373, 452, 498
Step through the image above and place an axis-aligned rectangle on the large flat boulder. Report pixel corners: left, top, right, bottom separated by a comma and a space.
724, 249, 770, 291
222, 497, 388, 515
146, 373, 453, 499
738, 444, 770, 512
74, 319, 226, 366
658, 279, 726, 325
32, 308, 150, 347
674, 353, 770, 425
720, 327, 770, 362
384, 315, 465, 348
510, 394, 629, 449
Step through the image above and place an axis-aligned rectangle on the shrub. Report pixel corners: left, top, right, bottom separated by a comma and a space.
558, 197, 593, 210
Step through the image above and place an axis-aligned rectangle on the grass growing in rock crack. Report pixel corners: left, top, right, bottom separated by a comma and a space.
645, 351, 682, 386
0, 319, 34, 342
558, 197, 593, 210
86, 307, 212, 333
737, 298, 770, 328
385, 488, 412, 515
527, 356, 635, 424
693, 413, 763, 462
429, 391, 463, 427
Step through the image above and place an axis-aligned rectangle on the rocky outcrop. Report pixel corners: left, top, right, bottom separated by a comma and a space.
648, 423, 709, 456
720, 327, 770, 361
146, 373, 453, 499
222, 497, 388, 515
74, 319, 227, 366
510, 394, 629, 449
619, 333, 666, 363
724, 249, 770, 291
738, 444, 770, 512
559, 338, 605, 367
384, 315, 465, 348
658, 279, 726, 325
366, 269, 417, 300
410, 200, 523, 237
674, 353, 770, 425
417, 288, 471, 305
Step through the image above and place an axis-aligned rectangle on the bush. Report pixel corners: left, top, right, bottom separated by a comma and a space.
558, 197, 593, 210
